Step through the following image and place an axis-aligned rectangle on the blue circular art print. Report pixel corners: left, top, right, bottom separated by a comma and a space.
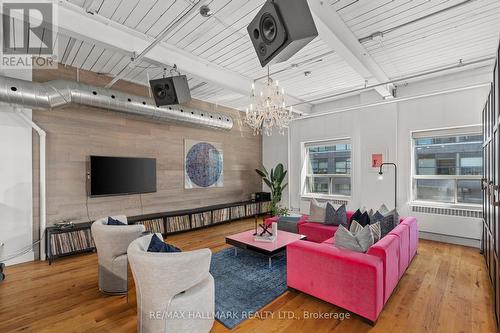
186, 142, 223, 187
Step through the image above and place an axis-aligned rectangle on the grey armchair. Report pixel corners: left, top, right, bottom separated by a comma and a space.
128, 233, 215, 333
91, 216, 145, 295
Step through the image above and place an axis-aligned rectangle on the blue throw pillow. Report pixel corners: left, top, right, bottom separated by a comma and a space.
107, 216, 126, 225
371, 210, 397, 238
378, 214, 396, 238
147, 234, 181, 253
325, 203, 347, 227
370, 211, 384, 223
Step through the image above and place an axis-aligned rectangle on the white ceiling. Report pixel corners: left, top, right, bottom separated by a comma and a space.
49, 0, 500, 111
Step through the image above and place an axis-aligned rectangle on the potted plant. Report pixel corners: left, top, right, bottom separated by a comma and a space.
255, 163, 289, 217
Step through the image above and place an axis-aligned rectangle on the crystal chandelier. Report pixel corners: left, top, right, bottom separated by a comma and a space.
245, 69, 293, 136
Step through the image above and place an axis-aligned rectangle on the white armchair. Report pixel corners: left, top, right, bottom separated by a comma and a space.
127, 233, 215, 333
91, 215, 145, 295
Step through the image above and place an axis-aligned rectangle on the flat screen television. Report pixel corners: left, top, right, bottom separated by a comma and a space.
89, 156, 156, 196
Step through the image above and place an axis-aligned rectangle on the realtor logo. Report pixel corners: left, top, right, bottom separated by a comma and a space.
0, 1, 57, 68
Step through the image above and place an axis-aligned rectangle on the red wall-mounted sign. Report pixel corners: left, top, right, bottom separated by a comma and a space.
372, 153, 383, 168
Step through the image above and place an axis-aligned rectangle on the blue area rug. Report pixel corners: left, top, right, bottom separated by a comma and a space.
209, 247, 287, 329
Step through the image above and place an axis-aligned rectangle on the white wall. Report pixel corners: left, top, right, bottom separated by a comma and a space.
0, 69, 34, 265
264, 66, 492, 248
262, 129, 289, 206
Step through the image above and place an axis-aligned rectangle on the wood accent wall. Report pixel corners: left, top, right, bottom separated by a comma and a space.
31, 65, 262, 230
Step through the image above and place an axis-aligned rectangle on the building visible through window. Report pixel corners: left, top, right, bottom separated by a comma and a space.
413, 132, 482, 205
303, 141, 352, 196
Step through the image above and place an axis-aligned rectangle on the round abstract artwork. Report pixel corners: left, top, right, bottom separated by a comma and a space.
185, 142, 223, 187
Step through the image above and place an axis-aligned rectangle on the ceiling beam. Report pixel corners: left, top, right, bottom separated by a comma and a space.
308, 0, 394, 99
52, 2, 313, 113
105, 0, 205, 88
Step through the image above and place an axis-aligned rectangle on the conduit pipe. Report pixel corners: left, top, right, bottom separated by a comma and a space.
293, 82, 491, 121
289, 57, 495, 107
0, 76, 233, 131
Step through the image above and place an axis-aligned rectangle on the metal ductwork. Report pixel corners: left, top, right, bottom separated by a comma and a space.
0, 76, 234, 131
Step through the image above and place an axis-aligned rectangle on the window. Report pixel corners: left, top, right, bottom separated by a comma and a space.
412, 129, 482, 206
303, 140, 352, 197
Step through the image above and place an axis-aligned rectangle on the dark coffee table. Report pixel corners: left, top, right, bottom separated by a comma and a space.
225, 230, 306, 268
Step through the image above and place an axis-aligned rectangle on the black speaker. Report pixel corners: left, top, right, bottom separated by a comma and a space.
149, 75, 191, 106
0, 262, 4, 282
254, 192, 271, 202
247, 0, 318, 67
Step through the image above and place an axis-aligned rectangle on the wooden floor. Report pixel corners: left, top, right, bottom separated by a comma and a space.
0, 218, 496, 333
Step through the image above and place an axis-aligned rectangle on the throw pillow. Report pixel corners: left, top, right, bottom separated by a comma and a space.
378, 204, 390, 216
378, 214, 396, 238
308, 199, 327, 223
349, 220, 363, 234
325, 203, 347, 226
351, 220, 381, 243
350, 209, 370, 227
147, 234, 182, 253
371, 211, 384, 223
334, 225, 374, 253
357, 211, 371, 227
107, 216, 125, 225
369, 222, 381, 243
384, 208, 400, 226
349, 209, 362, 225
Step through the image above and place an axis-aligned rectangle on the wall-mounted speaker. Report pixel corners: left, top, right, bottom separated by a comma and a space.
149, 75, 191, 106
247, 0, 318, 67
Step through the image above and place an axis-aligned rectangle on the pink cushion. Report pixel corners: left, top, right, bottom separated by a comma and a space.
367, 235, 400, 304
296, 211, 354, 243
401, 217, 418, 260
388, 223, 410, 278
287, 240, 384, 322
298, 223, 339, 243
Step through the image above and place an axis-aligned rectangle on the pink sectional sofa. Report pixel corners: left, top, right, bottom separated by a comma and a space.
266, 212, 354, 242
269, 212, 418, 323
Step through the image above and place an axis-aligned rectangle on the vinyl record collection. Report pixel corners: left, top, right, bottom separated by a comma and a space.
128, 200, 271, 237
192, 212, 212, 228
230, 205, 246, 219
246, 203, 259, 216
166, 215, 191, 233
212, 208, 230, 224
136, 218, 165, 234
49, 229, 95, 256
